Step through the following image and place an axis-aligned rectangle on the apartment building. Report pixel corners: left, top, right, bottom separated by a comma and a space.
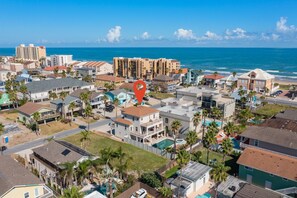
237, 68, 275, 93
73, 61, 113, 75
15, 44, 46, 61
113, 57, 180, 80
25, 77, 94, 102
50, 54, 73, 66
114, 106, 164, 143
176, 87, 236, 118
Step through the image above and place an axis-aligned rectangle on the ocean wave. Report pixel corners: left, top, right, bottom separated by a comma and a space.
239, 69, 251, 72
216, 67, 227, 70
293, 72, 297, 75
266, 70, 280, 73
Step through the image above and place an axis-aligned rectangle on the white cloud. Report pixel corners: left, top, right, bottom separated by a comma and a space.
276, 17, 297, 33
272, 33, 280, 40
106, 26, 121, 43
141, 32, 150, 39
225, 28, 249, 39
199, 31, 222, 40
174, 28, 196, 40
260, 33, 279, 41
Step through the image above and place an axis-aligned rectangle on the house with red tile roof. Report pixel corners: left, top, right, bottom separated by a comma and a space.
203, 74, 225, 87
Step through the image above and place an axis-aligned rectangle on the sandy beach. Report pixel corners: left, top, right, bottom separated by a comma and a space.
275, 79, 297, 85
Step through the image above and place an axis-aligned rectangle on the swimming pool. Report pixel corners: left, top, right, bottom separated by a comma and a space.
196, 193, 212, 198
230, 137, 240, 149
203, 120, 222, 128
153, 139, 174, 150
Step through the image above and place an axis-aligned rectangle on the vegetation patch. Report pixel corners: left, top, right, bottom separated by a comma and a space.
254, 104, 296, 118
148, 92, 175, 99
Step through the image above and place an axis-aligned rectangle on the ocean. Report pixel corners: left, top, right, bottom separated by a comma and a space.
1, 47, 297, 80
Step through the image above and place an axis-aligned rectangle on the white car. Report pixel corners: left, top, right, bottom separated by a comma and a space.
130, 188, 147, 198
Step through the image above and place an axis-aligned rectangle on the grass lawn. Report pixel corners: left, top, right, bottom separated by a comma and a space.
254, 104, 296, 118
149, 92, 175, 100
0, 110, 18, 121
78, 117, 97, 124
164, 165, 179, 179
39, 121, 78, 136
196, 147, 238, 175
63, 133, 168, 172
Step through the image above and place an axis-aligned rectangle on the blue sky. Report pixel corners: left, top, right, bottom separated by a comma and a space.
1, 0, 297, 47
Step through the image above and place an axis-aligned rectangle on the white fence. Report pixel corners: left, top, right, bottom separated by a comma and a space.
123, 138, 172, 159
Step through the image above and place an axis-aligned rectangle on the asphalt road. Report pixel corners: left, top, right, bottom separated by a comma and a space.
3, 118, 111, 155
265, 98, 297, 107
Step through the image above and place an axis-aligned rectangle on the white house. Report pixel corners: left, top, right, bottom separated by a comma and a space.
50, 55, 73, 66
170, 161, 212, 197
0, 69, 17, 81
114, 106, 164, 143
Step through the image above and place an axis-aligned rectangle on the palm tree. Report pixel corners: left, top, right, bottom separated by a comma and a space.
211, 107, 222, 122
62, 70, 67, 78
159, 187, 173, 198
8, 90, 18, 108
223, 122, 237, 137
210, 163, 230, 198
176, 149, 190, 198
54, 67, 59, 76
185, 131, 198, 157
19, 83, 28, 100
204, 130, 216, 165
79, 91, 90, 116
237, 109, 253, 126
76, 160, 91, 185
171, 120, 182, 159
61, 186, 84, 198
232, 71, 237, 77
221, 138, 233, 162
102, 95, 109, 117
202, 109, 208, 142
60, 161, 76, 188
113, 98, 120, 118
80, 130, 91, 149
49, 92, 58, 100
0, 123, 4, 136
32, 112, 41, 132
68, 102, 76, 122
192, 112, 201, 132
59, 91, 68, 118
84, 104, 93, 131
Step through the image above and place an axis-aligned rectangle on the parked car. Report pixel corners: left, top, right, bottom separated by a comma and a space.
105, 105, 115, 112
131, 188, 147, 198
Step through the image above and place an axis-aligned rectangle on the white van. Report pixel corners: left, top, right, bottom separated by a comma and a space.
130, 188, 147, 198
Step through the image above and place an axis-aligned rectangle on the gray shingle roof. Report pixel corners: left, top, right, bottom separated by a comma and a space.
233, 183, 283, 198
32, 140, 92, 167
0, 155, 42, 195
50, 95, 78, 106
179, 161, 212, 182
240, 126, 297, 150
275, 109, 297, 121
26, 77, 92, 93
109, 89, 126, 96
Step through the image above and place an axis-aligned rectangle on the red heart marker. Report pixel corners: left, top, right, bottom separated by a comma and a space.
133, 80, 146, 104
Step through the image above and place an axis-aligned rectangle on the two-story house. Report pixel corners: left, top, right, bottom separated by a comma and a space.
237, 68, 275, 93
114, 106, 164, 143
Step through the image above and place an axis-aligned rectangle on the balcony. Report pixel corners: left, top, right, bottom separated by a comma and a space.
130, 126, 164, 138
140, 118, 162, 127
40, 112, 60, 120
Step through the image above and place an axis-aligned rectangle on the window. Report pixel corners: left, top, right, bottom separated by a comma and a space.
165, 118, 169, 123
135, 127, 138, 132
153, 114, 155, 118
125, 126, 127, 130
35, 188, 39, 197
254, 140, 259, 147
244, 166, 253, 171
24, 192, 29, 198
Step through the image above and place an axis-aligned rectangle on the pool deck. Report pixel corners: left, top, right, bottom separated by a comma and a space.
188, 181, 214, 198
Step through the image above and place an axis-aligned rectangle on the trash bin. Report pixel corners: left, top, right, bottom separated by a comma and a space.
3, 136, 8, 144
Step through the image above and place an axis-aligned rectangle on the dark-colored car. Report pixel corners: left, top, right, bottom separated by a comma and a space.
105, 105, 115, 112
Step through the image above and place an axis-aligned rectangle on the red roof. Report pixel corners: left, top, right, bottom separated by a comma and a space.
44, 66, 67, 71
204, 74, 225, 80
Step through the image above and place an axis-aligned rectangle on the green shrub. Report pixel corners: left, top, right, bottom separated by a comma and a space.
140, 172, 162, 188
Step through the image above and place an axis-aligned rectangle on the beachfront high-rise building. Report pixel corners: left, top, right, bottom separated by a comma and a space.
15, 44, 46, 61
50, 55, 73, 66
113, 57, 180, 79
237, 68, 275, 93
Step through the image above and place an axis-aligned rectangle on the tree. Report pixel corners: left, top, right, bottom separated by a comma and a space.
59, 91, 68, 118
232, 71, 237, 77
82, 75, 92, 83
66, 66, 72, 74
62, 70, 67, 78
192, 112, 201, 132
84, 104, 92, 131
68, 102, 76, 122
8, 90, 18, 108
49, 92, 58, 100
223, 122, 237, 137
79, 91, 90, 115
140, 172, 162, 188
171, 120, 182, 159
221, 138, 233, 162
202, 109, 208, 142
19, 83, 28, 100
210, 163, 230, 198
0, 123, 4, 136
102, 95, 109, 117
32, 112, 40, 132
176, 149, 190, 198
115, 147, 132, 180
76, 160, 91, 185
60, 161, 76, 188
211, 107, 222, 122
191, 151, 202, 163
80, 130, 91, 149
54, 67, 59, 76
113, 98, 120, 118
61, 186, 84, 198
204, 130, 216, 165
237, 109, 253, 126
185, 131, 198, 156
159, 187, 173, 198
